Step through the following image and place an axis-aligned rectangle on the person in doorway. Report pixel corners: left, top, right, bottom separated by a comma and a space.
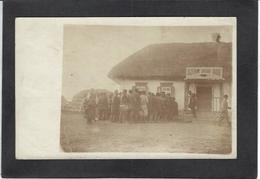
187, 90, 192, 105
189, 93, 197, 119
219, 94, 231, 126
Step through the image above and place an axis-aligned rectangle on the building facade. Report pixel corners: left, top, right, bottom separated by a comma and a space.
108, 42, 232, 112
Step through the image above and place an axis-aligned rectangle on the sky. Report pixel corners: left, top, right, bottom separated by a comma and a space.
62, 25, 232, 100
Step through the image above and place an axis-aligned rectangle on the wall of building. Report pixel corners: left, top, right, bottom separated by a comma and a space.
173, 81, 185, 110
117, 79, 185, 110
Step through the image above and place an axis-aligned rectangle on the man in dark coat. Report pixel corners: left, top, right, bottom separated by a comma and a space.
83, 92, 97, 124
219, 94, 231, 126
147, 92, 155, 121
119, 89, 129, 122
171, 97, 178, 120
165, 93, 172, 120
128, 90, 135, 122
159, 92, 167, 120
111, 90, 120, 122
97, 92, 108, 120
132, 89, 141, 122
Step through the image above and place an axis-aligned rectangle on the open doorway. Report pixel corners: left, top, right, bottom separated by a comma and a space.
196, 86, 212, 111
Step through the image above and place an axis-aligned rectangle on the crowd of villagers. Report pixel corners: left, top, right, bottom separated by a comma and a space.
82, 88, 179, 124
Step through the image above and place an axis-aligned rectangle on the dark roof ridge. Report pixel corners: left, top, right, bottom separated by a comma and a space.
147, 41, 232, 46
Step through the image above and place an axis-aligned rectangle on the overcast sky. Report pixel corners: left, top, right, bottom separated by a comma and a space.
62, 25, 232, 100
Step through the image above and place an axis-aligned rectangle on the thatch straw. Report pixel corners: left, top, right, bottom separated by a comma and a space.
108, 42, 232, 81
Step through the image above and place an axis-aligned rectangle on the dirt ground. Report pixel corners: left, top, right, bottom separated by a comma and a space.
60, 111, 232, 154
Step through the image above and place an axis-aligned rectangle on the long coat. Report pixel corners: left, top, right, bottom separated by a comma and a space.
111, 95, 120, 114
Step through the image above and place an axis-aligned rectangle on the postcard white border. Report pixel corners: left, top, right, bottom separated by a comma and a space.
15, 17, 237, 159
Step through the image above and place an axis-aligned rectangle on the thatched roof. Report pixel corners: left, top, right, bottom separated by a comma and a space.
108, 42, 232, 81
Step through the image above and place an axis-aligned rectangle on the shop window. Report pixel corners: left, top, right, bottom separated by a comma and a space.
158, 82, 175, 97
134, 82, 148, 92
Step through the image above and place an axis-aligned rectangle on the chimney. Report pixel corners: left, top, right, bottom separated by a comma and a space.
212, 33, 221, 43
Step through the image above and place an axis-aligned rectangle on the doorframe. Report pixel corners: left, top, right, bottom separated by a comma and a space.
196, 84, 213, 112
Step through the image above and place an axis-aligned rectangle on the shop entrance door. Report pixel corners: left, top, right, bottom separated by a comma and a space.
196, 86, 212, 111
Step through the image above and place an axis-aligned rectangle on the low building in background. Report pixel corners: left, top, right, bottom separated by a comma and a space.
61, 89, 111, 112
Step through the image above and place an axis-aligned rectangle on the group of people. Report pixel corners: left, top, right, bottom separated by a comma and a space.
82, 89, 231, 125
82, 89, 178, 124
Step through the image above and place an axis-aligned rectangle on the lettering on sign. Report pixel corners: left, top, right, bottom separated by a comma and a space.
185, 67, 223, 80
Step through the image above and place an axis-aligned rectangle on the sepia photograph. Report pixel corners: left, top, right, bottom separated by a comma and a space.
59, 20, 236, 156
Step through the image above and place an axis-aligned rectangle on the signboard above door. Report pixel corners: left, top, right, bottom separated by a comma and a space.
185, 67, 224, 80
